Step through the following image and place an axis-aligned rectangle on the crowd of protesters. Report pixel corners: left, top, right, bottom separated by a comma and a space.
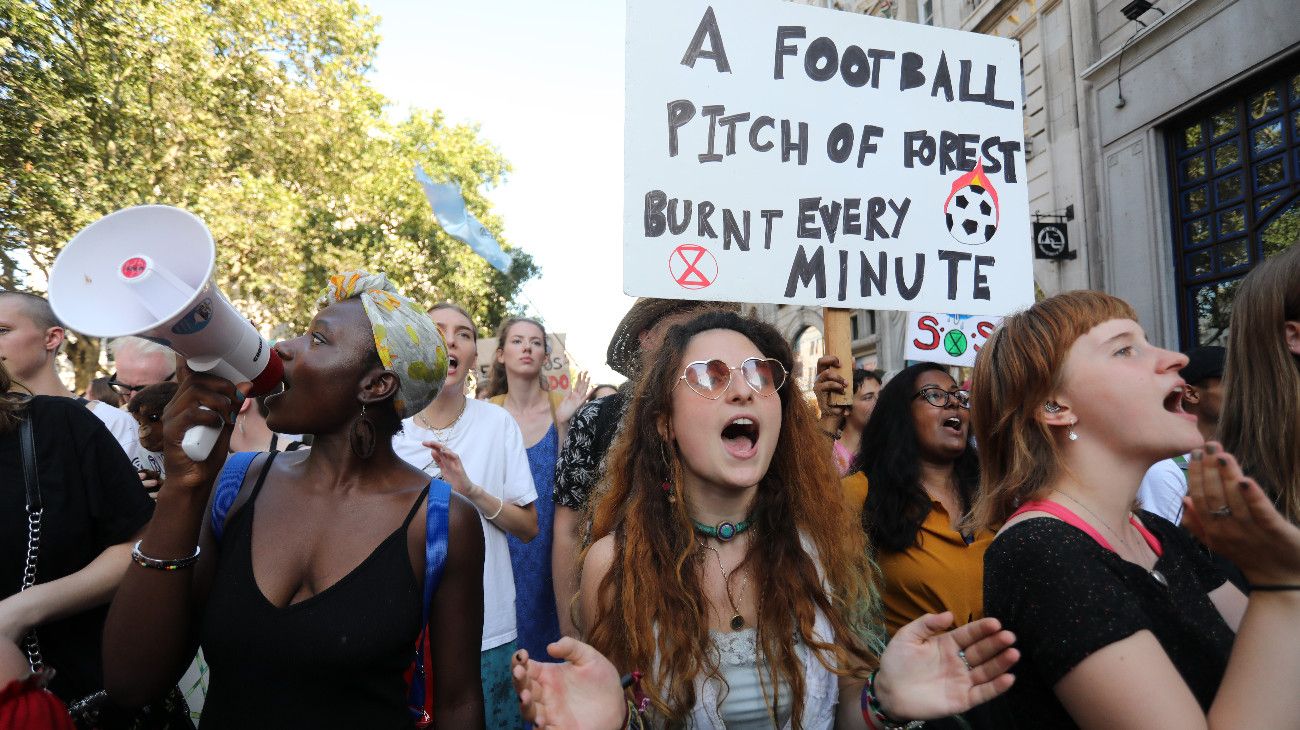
0, 241, 1298, 730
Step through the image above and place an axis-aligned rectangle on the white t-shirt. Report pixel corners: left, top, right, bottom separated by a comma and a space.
393, 398, 538, 651
86, 401, 140, 460
1137, 456, 1189, 524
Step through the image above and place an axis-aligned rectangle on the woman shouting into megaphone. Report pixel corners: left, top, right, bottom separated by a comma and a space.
102, 271, 487, 729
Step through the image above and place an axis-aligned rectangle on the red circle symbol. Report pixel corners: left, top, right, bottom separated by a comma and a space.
668, 244, 717, 290
120, 257, 148, 279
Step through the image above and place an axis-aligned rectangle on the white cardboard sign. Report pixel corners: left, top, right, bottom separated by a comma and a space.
624, 0, 1034, 315
903, 312, 1002, 367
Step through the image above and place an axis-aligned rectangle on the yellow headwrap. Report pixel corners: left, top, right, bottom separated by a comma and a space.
318, 271, 448, 418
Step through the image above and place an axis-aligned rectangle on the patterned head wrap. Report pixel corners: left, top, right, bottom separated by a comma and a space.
318, 271, 448, 418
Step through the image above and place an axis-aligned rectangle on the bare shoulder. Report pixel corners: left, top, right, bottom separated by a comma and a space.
583, 533, 617, 579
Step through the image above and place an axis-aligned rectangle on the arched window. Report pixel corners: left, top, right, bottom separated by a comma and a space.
1167, 65, 1300, 347
793, 325, 824, 395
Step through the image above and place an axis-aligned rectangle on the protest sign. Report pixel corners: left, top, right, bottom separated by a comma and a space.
903, 312, 1001, 367
475, 332, 575, 392
624, 0, 1034, 316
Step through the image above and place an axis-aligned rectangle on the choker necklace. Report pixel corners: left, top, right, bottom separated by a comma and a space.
692, 517, 754, 542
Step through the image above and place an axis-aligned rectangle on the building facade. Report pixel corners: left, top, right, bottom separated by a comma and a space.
778, 0, 1299, 380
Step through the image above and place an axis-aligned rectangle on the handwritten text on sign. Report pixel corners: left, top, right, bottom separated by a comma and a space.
904, 312, 1002, 367
624, 0, 1034, 315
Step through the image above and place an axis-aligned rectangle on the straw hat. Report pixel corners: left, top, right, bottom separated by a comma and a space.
606, 298, 741, 379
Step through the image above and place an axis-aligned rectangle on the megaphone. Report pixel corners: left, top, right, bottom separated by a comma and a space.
49, 205, 284, 461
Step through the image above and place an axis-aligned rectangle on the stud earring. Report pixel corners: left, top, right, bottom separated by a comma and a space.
1044, 402, 1062, 414
1068, 418, 1079, 441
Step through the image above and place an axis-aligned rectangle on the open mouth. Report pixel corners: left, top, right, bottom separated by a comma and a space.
721, 416, 759, 458
1163, 385, 1196, 422
942, 416, 964, 434
447, 354, 460, 372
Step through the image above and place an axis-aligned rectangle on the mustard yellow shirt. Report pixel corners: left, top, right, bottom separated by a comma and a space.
842, 471, 993, 635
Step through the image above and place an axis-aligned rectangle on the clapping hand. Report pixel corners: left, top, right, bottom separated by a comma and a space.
874, 612, 1019, 721
556, 371, 592, 425
1184, 442, 1300, 585
512, 637, 626, 730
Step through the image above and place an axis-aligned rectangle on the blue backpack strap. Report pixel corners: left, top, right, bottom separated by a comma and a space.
408, 478, 452, 724
211, 451, 259, 543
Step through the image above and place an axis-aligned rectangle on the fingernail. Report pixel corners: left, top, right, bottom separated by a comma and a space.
1217, 456, 1228, 466
1239, 480, 1251, 491
1206, 443, 1217, 454
1191, 450, 1202, 461
235, 390, 246, 403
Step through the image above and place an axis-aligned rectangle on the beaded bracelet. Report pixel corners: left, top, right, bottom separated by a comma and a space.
863, 671, 924, 730
131, 540, 201, 571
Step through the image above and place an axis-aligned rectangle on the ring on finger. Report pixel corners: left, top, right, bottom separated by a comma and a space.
957, 649, 971, 671
1209, 506, 1232, 518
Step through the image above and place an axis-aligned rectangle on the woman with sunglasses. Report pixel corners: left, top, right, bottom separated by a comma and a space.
540, 311, 1017, 729
970, 290, 1300, 729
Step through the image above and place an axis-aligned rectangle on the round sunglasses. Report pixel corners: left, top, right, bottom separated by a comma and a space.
676, 357, 788, 400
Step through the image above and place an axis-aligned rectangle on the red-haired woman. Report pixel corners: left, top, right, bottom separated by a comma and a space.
517, 311, 1018, 729
970, 290, 1300, 728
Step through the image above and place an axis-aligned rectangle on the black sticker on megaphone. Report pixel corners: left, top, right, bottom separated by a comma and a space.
172, 299, 214, 336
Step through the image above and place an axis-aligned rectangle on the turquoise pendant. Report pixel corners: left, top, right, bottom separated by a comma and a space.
717, 522, 737, 541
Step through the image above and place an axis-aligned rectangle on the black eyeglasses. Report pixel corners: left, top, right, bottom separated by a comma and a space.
913, 386, 971, 410
108, 371, 176, 396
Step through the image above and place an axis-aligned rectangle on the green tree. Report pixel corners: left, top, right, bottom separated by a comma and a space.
0, 0, 536, 389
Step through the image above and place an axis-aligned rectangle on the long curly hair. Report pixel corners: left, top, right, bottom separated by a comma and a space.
584, 311, 881, 728
852, 362, 980, 553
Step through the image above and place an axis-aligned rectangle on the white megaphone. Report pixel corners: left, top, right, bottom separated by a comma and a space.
48, 205, 284, 461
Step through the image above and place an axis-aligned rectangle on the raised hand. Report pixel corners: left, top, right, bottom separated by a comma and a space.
556, 371, 592, 425
812, 354, 849, 423
422, 440, 473, 496
1184, 442, 1300, 585
875, 612, 1019, 721
511, 638, 626, 730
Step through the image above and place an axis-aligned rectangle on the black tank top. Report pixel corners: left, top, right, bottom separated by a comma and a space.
198, 455, 429, 729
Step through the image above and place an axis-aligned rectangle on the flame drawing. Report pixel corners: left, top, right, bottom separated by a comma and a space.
944, 161, 1000, 227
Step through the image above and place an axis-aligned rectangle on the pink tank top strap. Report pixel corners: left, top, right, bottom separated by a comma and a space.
1010, 499, 1162, 556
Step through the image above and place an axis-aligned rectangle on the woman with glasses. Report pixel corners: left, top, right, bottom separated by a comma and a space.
823, 362, 989, 641
542, 311, 1017, 729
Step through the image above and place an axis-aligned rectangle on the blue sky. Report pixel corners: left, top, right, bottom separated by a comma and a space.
367, 0, 629, 384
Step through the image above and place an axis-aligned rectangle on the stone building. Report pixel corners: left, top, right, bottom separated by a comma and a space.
776, 0, 1299, 384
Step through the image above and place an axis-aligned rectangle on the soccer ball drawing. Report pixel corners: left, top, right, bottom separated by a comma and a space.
942, 163, 1001, 246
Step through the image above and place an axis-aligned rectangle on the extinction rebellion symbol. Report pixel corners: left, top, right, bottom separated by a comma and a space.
669, 244, 717, 290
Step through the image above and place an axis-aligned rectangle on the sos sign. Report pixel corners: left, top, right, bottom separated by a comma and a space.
904, 312, 1002, 367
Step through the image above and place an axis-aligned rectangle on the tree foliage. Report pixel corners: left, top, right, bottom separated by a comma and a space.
0, 0, 536, 388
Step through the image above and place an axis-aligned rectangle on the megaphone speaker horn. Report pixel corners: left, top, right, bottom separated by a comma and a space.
49, 205, 283, 461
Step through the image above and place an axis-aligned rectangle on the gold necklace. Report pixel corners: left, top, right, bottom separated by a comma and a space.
698, 536, 751, 631
417, 398, 467, 440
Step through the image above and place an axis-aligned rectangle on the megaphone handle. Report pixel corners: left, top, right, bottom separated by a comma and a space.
181, 410, 222, 461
